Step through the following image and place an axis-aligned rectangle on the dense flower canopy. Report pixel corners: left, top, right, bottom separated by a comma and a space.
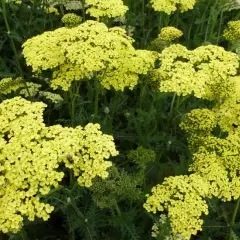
0, 97, 118, 233
22, 20, 156, 91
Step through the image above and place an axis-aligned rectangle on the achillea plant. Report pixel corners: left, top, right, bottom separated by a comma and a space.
223, 20, 240, 41
158, 26, 183, 41
150, 44, 239, 101
85, 0, 128, 19
145, 71, 240, 239
0, 97, 118, 234
150, 0, 196, 14
22, 20, 156, 91
61, 13, 82, 27
144, 174, 209, 239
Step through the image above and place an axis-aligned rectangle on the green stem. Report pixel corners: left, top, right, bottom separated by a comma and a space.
94, 82, 100, 122
64, 188, 85, 219
115, 203, 122, 217
216, 10, 223, 45
81, 0, 86, 21
1, 0, 31, 97
169, 93, 176, 119
141, 0, 145, 48
228, 198, 240, 240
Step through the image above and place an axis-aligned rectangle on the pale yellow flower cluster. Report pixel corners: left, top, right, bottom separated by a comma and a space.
158, 27, 183, 41
61, 13, 82, 27
22, 20, 156, 91
150, 0, 196, 14
181, 107, 240, 201
144, 174, 209, 239
145, 43, 240, 238
85, 0, 128, 19
0, 97, 118, 233
223, 20, 240, 41
151, 44, 239, 101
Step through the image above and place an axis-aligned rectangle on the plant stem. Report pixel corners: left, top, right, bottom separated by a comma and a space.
228, 198, 240, 240
1, 0, 31, 97
115, 203, 122, 217
94, 82, 100, 122
169, 93, 176, 119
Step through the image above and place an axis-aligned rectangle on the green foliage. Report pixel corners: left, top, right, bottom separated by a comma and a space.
0, 0, 240, 239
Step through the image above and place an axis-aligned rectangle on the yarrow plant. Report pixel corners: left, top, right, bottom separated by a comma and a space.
150, 44, 239, 101
85, 0, 128, 20
145, 43, 240, 238
61, 13, 82, 27
22, 20, 156, 91
158, 26, 183, 42
223, 20, 240, 41
150, 0, 196, 14
1, 0, 240, 239
0, 97, 118, 234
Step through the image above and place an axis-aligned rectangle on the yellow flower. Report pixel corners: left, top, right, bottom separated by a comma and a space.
150, 0, 196, 14
144, 174, 209, 239
151, 44, 239, 101
22, 21, 156, 91
0, 97, 118, 233
158, 26, 183, 41
223, 20, 240, 41
85, 0, 128, 19
61, 13, 82, 27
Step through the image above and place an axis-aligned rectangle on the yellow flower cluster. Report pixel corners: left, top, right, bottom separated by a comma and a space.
151, 44, 239, 101
223, 20, 240, 41
158, 27, 183, 41
0, 97, 118, 233
0, 77, 24, 95
181, 107, 240, 201
212, 75, 240, 133
85, 0, 128, 19
144, 174, 209, 239
146, 70, 240, 237
22, 20, 156, 91
150, 0, 196, 14
39, 91, 63, 104
61, 13, 82, 27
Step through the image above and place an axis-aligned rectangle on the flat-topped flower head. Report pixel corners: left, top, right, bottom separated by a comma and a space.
150, 0, 196, 14
0, 97, 118, 233
223, 20, 240, 41
158, 26, 183, 41
151, 44, 239, 101
85, 0, 128, 19
22, 20, 156, 91
61, 13, 82, 27
144, 174, 209, 239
